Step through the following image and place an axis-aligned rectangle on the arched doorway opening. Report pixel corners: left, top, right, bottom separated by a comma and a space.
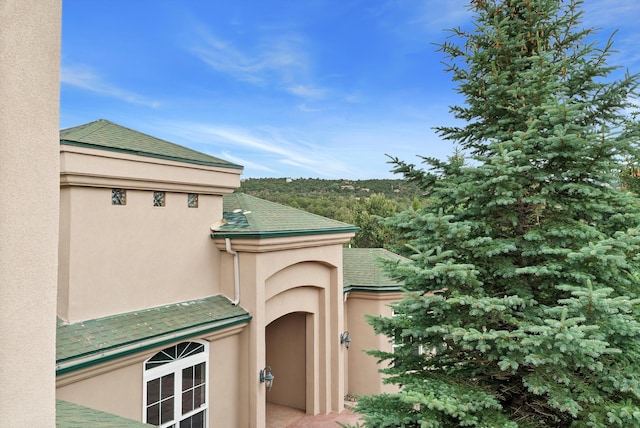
265, 312, 307, 412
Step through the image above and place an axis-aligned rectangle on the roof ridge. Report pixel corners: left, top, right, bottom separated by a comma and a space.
60, 118, 110, 141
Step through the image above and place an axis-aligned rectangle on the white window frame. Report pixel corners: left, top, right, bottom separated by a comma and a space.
143, 340, 209, 428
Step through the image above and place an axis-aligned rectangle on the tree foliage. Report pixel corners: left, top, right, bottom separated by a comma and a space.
354, 0, 640, 426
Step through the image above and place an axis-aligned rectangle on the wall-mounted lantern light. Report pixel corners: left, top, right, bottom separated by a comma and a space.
259, 366, 275, 391
340, 331, 352, 350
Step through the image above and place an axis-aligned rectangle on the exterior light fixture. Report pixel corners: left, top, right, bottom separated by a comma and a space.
340, 331, 352, 350
259, 366, 275, 391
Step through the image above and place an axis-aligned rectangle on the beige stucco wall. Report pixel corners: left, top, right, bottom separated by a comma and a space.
345, 292, 402, 396
57, 361, 143, 421
0, 1, 61, 426
58, 148, 241, 321
208, 331, 246, 428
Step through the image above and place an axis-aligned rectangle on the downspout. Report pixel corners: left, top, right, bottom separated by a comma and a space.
225, 238, 240, 306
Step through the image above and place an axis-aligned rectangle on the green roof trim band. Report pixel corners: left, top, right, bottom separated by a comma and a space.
212, 227, 358, 239
343, 285, 405, 293
61, 140, 243, 169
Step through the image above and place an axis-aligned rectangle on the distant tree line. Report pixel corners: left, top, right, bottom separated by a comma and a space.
237, 178, 426, 248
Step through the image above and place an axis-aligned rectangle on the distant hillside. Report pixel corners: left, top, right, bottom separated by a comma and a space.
239, 177, 422, 199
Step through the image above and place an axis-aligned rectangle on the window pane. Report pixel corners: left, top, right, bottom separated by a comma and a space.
161, 398, 174, 424
182, 388, 193, 414
180, 411, 205, 428
176, 342, 190, 358
182, 390, 193, 415
146, 403, 160, 425
182, 366, 194, 390
147, 349, 176, 369
182, 342, 204, 358
194, 385, 205, 408
194, 363, 205, 386
161, 374, 175, 400
145, 361, 165, 370
192, 410, 205, 428
147, 378, 160, 404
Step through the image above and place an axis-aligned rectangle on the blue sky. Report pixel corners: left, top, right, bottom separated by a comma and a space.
60, 1, 640, 179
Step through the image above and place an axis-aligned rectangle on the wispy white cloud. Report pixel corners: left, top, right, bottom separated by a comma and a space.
297, 103, 321, 113
344, 93, 364, 104
286, 84, 326, 99
158, 122, 351, 177
408, 1, 472, 33
60, 64, 160, 108
190, 32, 268, 84
189, 26, 330, 100
218, 150, 275, 173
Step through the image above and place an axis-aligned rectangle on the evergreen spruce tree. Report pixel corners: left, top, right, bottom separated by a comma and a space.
354, 1, 640, 426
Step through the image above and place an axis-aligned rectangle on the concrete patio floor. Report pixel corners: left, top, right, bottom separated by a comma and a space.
267, 402, 363, 427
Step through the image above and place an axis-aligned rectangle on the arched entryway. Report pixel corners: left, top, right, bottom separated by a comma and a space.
259, 261, 344, 427
265, 312, 307, 413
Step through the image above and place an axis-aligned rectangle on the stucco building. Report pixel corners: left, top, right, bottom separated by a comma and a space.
53, 120, 406, 427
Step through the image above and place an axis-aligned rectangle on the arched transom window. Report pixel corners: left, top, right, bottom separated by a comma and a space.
143, 341, 208, 428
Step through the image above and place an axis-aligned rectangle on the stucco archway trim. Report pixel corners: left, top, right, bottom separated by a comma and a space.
265, 286, 321, 326
265, 261, 333, 303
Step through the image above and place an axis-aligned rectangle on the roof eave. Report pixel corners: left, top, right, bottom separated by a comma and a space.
56, 313, 252, 376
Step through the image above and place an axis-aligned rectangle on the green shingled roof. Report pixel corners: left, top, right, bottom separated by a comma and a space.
60, 119, 242, 169
343, 248, 408, 292
56, 400, 151, 427
213, 193, 358, 238
57, 295, 250, 375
